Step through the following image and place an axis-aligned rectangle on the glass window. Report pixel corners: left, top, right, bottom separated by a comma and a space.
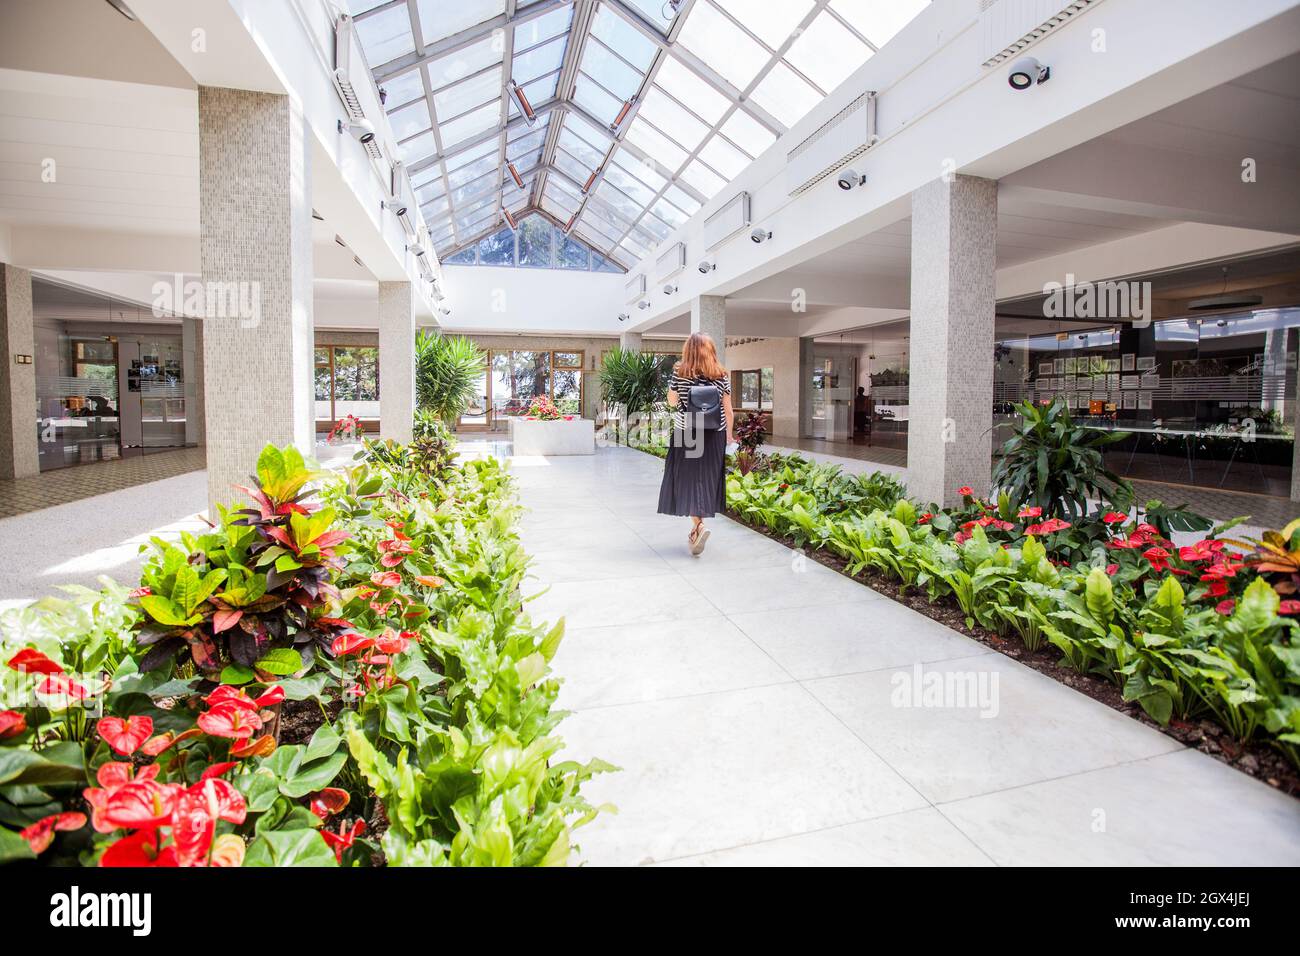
830, 0, 929, 48
590, 6, 657, 71
679, 159, 727, 199
427, 35, 503, 90
353, 5, 415, 66
637, 87, 709, 151
784, 11, 872, 93
721, 109, 776, 157
433, 67, 501, 120
445, 246, 476, 264
624, 118, 688, 175
478, 226, 515, 265
415, 0, 505, 46
516, 214, 554, 267
698, 134, 749, 179
714, 0, 813, 49
750, 61, 822, 127
677, 1, 770, 91
653, 56, 730, 124
581, 40, 644, 102
381, 69, 426, 110
438, 101, 499, 148
388, 100, 431, 140
491, 350, 551, 419
512, 35, 567, 84
514, 3, 573, 48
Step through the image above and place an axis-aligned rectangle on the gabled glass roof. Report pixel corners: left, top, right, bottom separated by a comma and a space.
347, 0, 929, 267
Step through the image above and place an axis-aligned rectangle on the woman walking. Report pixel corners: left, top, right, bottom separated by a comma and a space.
657, 333, 734, 554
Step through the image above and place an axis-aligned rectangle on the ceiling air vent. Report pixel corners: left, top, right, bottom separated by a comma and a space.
786, 93, 877, 197
980, 0, 1102, 68
703, 192, 752, 251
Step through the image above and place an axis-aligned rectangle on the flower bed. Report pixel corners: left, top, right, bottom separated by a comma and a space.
719, 452, 1300, 789
0, 440, 610, 866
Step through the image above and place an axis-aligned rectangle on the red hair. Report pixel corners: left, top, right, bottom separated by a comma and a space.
677, 333, 726, 379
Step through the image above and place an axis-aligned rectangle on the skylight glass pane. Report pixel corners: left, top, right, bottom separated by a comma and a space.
578, 214, 622, 248
516, 215, 555, 268
354, 5, 414, 66
679, 159, 727, 198
698, 134, 749, 179
553, 149, 594, 186
585, 195, 633, 235
478, 226, 516, 265
506, 128, 547, 163
423, 194, 449, 218
382, 69, 425, 110
398, 131, 437, 164
678, 2, 769, 91
427, 35, 502, 89
620, 0, 676, 33
613, 148, 667, 192
624, 118, 688, 174
590, 6, 657, 71
557, 127, 604, 169
433, 67, 501, 120
449, 157, 496, 189
416, 0, 505, 46
638, 213, 671, 243
557, 234, 592, 270
580, 40, 644, 102
721, 109, 776, 156
749, 60, 821, 127
438, 101, 498, 148
714, 0, 813, 49
416, 174, 446, 202
446, 136, 498, 171
830, 0, 928, 48
637, 87, 708, 151
514, 74, 558, 112
651, 195, 688, 228
595, 180, 644, 222
548, 175, 583, 208
514, 3, 573, 48
564, 112, 613, 152
572, 76, 623, 126
512, 35, 566, 84
784, 11, 871, 93
389, 100, 431, 140
663, 183, 700, 216
604, 162, 658, 208
652, 56, 730, 124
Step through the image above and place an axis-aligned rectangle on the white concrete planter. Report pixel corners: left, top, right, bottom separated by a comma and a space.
509, 417, 595, 456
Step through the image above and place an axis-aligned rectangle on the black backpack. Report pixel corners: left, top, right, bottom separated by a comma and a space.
686, 382, 724, 431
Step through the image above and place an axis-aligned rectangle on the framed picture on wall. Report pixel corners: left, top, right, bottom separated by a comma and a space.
1136, 356, 1156, 371
1123, 392, 1138, 409
1140, 371, 1159, 388
1122, 375, 1138, 389
1106, 358, 1121, 372
1122, 353, 1136, 372
1053, 358, 1065, 374
1107, 373, 1120, 388
1138, 391, 1153, 409
1038, 362, 1054, 375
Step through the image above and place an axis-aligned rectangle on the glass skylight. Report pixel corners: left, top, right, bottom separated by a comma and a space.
351, 0, 929, 265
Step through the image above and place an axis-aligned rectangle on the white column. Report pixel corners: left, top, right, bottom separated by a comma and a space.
198, 87, 314, 516
907, 174, 998, 508
619, 331, 642, 351
691, 295, 726, 366
0, 263, 37, 479
798, 336, 815, 438
378, 282, 416, 442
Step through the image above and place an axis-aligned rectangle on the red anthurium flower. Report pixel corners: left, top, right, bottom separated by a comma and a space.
1038, 518, 1071, 534
7, 648, 63, 675
1143, 546, 1171, 572
960, 520, 977, 530
1017, 506, 1042, 518
1280, 600, 1300, 616
0, 710, 26, 739
205, 685, 260, 713
197, 703, 263, 740
171, 789, 216, 868
379, 552, 406, 568
200, 762, 239, 781
19, 812, 86, 855
414, 574, 445, 588
1216, 599, 1236, 616
140, 727, 201, 756
917, 513, 932, 525
1205, 579, 1230, 598
100, 781, 181, 830
1101, 512, 1128, 524
1200, 560, 1243, 582
374, 628, 411, 656
1105, 564, 1119, 576
378, 538, 413, 554
332, 633, 375, 657
95, 761, 160, 791
97, 715, 154, 756
100, 829, 177, 868
957, 486, 973, 497
1135, 523, 1161, 539
253, 684, 285, 708
954, 531, 971, 545
37, 673, 91, 700
310, 787, 351, 820
320, 818, 367, 863
370, 570, 402, 589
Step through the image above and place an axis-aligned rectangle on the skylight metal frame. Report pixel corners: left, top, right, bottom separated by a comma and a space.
351, 0, 926, 266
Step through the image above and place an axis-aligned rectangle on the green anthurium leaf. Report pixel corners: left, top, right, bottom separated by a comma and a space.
303, 723, 342, 764
279, 751, 348, 799
0, 826, 36, 864
243, 827, 337, 867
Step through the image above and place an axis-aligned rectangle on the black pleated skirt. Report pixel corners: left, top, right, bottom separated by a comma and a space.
657, 427, 727, 517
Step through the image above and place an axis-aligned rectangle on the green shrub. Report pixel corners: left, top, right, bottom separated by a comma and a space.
415, 331, 486, 423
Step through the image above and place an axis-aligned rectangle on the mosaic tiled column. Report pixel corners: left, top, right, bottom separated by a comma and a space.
378, 281, 415, 443
182, 317, 205, 448
798, 336, 814, 437
691, 295, 725, 365
619, 331, 642, 351
907, 174, 997, 508
198, 87, 313, 516
0, 264, 37, 479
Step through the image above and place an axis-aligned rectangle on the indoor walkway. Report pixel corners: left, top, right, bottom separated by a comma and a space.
521, 444, 1300, 866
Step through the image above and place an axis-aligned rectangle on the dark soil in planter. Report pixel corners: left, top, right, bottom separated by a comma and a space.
277, 697, 342, 747
725, 506, 1300, 800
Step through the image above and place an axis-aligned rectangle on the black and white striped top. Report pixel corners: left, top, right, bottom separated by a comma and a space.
669, 370, 730, 431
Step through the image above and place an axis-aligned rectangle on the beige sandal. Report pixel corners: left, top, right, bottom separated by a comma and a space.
689, 526, 710, 556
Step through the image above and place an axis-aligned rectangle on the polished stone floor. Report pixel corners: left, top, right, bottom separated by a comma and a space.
0, 446, 206, 519
518, 444, 1300, 866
